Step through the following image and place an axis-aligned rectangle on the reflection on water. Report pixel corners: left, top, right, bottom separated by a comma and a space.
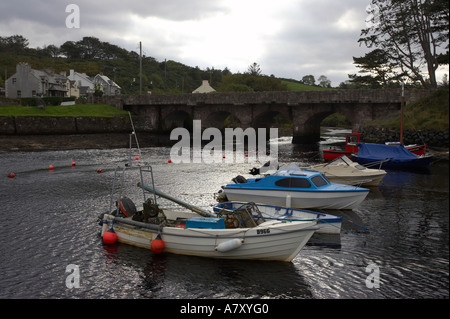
0, 128, 448, 299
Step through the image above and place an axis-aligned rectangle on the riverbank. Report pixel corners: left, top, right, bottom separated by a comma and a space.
0, 133, 173, 152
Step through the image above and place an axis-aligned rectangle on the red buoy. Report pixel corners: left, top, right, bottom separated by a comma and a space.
168, 159, 172, 163
103, 229, 117, 244
8, 172, 15, 178
151, 235, 165, 254
49, 165, 54, 171
135, 156, 139, 161
72, 162, 76, 166
97, 168, 102, 173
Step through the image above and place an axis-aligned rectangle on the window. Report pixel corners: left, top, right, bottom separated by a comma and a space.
12, 78, 17, 84
347, 135, 358, 145
275, 178, 311, 188
311, 175, 328, 187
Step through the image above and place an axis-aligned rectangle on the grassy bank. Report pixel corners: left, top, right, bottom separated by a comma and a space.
363, 88, 449, 131
0, 104, 129, 118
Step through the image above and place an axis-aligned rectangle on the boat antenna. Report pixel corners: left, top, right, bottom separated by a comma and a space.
128, 111, 142, 164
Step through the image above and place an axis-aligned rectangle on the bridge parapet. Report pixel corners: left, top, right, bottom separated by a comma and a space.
102, 88, 432, 108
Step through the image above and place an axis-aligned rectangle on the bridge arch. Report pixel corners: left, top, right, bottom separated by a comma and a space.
163, 110, 193, 132
203, 111, 237, 131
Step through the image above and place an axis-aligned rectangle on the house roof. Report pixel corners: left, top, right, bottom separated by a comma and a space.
95, 74, 121, 89
192, 80, 216, 93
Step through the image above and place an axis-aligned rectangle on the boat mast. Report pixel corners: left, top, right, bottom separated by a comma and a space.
400, 82, 404, 145
139, 41, 142, 95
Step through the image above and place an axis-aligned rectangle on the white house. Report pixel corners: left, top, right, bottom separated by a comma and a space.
94, 74, 121, 96
67, 69, 95, 96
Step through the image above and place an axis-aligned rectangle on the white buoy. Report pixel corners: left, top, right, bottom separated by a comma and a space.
216, 238, 243, 252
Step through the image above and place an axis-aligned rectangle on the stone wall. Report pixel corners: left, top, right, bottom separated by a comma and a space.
0, 115, 131, 135
361, 126, 449, 147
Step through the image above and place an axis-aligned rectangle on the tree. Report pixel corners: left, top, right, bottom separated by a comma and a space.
359, 0, 449, 88
301, 75, 316, 86
0, 35, 29, 53
247, 62, 261, 76
60, 41, 82, 59
349, 48, 405, 87
318, 75, 332, 88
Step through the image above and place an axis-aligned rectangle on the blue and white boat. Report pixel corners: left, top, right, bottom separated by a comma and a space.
214, 201, 342, 234
221, 164, 369, 210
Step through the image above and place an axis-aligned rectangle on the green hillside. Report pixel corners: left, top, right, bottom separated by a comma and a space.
0, 35, 328, 94
281, 80, 334, 91
363, 88, 449, 130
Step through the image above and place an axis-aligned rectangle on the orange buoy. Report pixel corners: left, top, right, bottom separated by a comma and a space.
103, 229, 117, 244
8, 172, 15, 178
49, 165, 54, 171
151, 235, 165, 254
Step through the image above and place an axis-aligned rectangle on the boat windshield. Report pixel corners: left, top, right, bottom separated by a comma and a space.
311, 175, 329, 187
272, 164, 303, 176
347, 135, 359, 145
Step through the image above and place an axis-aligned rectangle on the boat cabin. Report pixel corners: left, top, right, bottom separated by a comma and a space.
226, 168, 336, 192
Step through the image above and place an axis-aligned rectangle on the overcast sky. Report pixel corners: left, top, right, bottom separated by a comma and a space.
1, 0, 448, 86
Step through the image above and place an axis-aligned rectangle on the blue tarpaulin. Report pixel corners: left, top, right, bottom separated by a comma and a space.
356, 143, 418, 161
354, 143, 432, 168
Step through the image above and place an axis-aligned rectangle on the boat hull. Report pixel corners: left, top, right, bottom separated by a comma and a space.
223, 188, 368, 210
307, 164, 386, 187
101, 214, 317, 262
323, 145, 426, 161
354, 155, 433, 169
214, 202, 342, 234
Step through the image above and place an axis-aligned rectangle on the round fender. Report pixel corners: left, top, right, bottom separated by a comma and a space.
215, 238, 243, 252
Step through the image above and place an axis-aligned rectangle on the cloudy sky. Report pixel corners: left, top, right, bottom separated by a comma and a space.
1, 0, 447, 86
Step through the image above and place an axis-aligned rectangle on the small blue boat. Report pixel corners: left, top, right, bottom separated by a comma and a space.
214, 201, 342, 234
353, 143, 433, 169
221, 164, 369, 210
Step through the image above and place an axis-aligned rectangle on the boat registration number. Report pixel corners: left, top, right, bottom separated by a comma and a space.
257, 229, 270, 235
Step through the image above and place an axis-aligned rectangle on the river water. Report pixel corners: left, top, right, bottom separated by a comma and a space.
0, 129, 448, 301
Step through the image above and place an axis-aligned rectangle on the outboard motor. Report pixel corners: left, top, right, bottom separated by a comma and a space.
232, 175, 247, 184
116, 196, 137, 217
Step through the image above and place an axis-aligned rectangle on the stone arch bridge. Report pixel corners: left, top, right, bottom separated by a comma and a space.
103, 89, 431, 144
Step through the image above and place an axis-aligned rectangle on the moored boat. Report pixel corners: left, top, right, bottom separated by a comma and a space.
323, 132, 427, 161
221, 164, 369, 210
214, 201, 342, 235
304, 155, 387, 187
98, 165, 318, 262
352, 143, 433, 169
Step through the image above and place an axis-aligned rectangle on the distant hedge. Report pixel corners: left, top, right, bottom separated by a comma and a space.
20, 96, 76, 106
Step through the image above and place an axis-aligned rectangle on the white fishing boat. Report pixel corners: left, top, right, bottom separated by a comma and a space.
214, 201, 342, 235
98, 165, 318, 262
303, 155, 387, 187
